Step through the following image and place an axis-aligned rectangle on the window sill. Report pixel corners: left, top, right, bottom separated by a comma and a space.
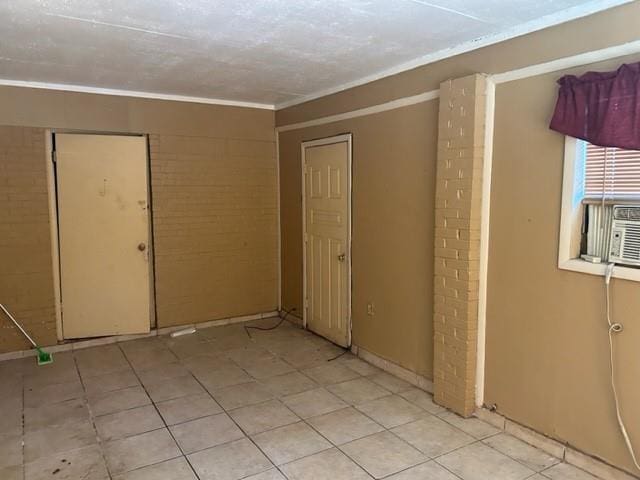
559, 259, 640, 282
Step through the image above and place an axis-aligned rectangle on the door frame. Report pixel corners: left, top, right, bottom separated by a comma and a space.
45, 130, 156, 340
301, 133, 353, 347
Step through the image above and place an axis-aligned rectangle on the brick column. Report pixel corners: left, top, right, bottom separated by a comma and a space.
433, 74, 487, 417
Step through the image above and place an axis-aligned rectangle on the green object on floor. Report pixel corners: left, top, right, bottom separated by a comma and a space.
36, 346, 53, 366
0, 303, 54, 366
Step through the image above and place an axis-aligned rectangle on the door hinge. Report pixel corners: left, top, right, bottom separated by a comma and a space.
52, 151, 57, 164
304, 298, 309, 309
304, 233, 308, 243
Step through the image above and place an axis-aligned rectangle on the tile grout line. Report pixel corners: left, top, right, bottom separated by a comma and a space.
71, 350, 115, 480
115, 342, 203, 480
167, 334, 291, 480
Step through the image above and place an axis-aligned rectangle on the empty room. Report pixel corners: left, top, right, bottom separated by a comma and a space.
1, 1, 640, 479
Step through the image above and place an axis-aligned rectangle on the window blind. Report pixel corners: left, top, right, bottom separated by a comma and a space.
584, 142, 640, 200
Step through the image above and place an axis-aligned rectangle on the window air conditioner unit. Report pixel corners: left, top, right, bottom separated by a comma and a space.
609, 205, 640, 266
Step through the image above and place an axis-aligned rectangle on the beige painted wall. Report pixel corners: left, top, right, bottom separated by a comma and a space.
279, 101, 438, 378
0, 126, 58, 352
150, 134, 278, 327
0, 87, 277, 353
486, 53, 640, 474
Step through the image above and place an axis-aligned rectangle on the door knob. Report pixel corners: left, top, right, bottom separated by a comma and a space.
138, 243, 146, 252
337, 253, 345, 262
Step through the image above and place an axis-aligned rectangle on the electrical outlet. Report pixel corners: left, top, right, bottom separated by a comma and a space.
367, 302, 375, 316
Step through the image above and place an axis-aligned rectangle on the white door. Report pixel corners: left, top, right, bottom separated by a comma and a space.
303, 135, 351, 347
56, 134, 151, 339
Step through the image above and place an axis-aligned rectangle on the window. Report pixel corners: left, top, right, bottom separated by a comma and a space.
583, 143, 640, 200
559, 137, 640, 281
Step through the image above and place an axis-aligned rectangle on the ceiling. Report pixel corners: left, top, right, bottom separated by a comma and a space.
0, 0, 630, 109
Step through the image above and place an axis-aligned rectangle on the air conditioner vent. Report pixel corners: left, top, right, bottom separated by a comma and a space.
609, 205, 640, 266
613, 206, 640, 221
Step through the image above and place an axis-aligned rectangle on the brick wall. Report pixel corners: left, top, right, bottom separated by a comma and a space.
0, 126, 57, 352
149, 134, 278, 327
433, 74, 487, 416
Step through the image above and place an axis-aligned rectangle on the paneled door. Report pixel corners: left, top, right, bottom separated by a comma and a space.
302, 134, 351, 347
55, 133, 151, 338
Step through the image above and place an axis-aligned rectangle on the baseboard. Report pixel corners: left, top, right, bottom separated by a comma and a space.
475, 408, 639, 480
0, 310, 280, 362
351, 345, 434, 393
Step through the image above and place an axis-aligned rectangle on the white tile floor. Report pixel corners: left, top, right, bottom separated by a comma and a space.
0, 317, 602, 480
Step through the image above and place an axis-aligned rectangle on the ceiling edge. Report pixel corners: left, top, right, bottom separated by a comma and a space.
0, 78, 275, 110
274, 0, 632, 110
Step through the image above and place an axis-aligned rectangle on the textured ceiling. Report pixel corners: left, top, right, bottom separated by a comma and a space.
0, 0, 630, 108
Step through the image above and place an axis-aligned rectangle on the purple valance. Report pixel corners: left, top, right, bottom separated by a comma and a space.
549, 61, 640, 150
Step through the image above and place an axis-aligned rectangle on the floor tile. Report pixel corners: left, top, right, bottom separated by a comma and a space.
126, 348, 178, 371
484, 433, 560, 472
260, 371, 318, 397
23, 354, 79, 387
23, 418, 97, 463
24, 397, 89, 433
24, 380, 84, 408
137, 362, 191, 386
244, 357, 296, 379
212, 381, 274, 410
243, 469, 287, 479
156, 393, 223, 425
24, 444, 109, 480
170, 413, 245, 454
145, 374, 204, 402
188, 437, 273, 480
280, 447, 372, 480
341, 431, 426, 478
75, 345, 131, 378
327, 377, 390, 405
95, 404, 164, 441
303, 363, 361, 385
542, 463, 601, 479
0, 393, 22, 434
182, 354, 236, 374
282, 387, 347, 418
83, 370, 140, 396
336, 355, 382, 376
229, 399, 299, 435
398, 388, 446, 414
0, 434, 22, 468
0, 465, 22, 480
437, 412, 500, 440
113, 457, 197, 480
119, 337, 166, 354
307, 407, 384, 445
436, 442, 535, 480
391, 415, 475, 457
196, 365, 253, 391
385, 460, 459, 479
103, 428, 181, 475
368, 372, 413, 393
252, 421, 331, 465
226, 346, 275, 369
89, 385, 151, 416
356, 395, 425, 428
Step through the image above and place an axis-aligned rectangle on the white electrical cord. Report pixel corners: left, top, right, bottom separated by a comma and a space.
604, 263, 640, 471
